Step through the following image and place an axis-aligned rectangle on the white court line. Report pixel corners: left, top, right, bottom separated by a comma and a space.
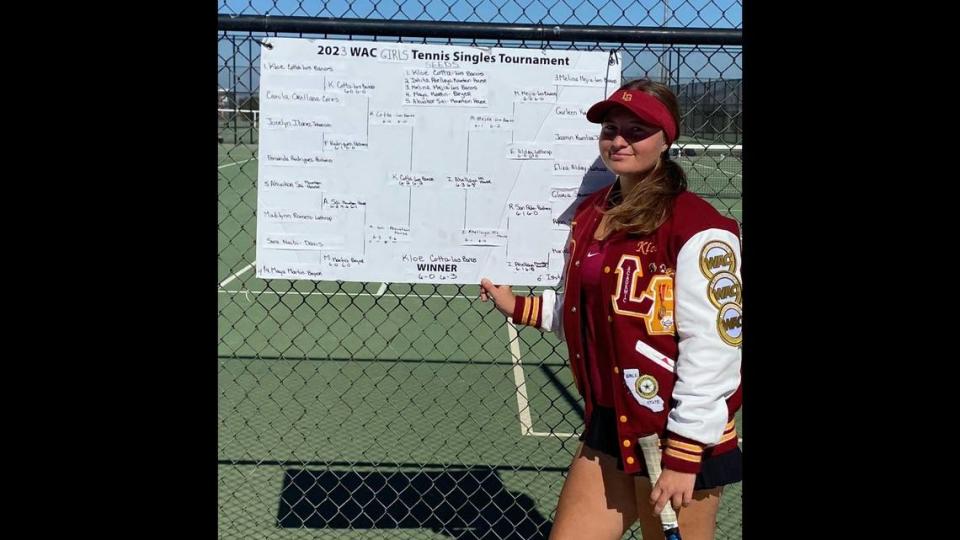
219, 261, 256, 288
691, 161, 743, 178
218, 158, 255, 170
218, 289, 468, 299
529, 430, 579, 438
507, 319, 581, 439
506, 320, 534, 436
375, 283, 387, 296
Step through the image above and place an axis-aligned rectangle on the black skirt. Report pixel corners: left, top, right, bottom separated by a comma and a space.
580, 405, 742, 490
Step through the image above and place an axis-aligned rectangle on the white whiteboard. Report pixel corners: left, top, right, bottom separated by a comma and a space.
256, 37, 619, 285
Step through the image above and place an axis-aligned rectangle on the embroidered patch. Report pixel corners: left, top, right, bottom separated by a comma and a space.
708, 271, 742, 309
717, 303, 743, 346
700, 240, 737, 278
623, 369, 664, 412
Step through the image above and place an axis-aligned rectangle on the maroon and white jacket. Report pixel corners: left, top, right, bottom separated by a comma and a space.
512, 184, 743, 474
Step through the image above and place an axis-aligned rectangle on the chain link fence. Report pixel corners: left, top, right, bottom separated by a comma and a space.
218, 0, 741, 27
219, 2, 742, 538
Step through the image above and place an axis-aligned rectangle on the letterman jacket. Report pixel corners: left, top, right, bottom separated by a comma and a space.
512, 184, 743, 474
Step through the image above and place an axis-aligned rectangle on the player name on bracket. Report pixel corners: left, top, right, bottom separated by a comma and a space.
367, 225, 412, 244
259, 265, 325, 279
369, 110, 417, 126
262, 61, 341, 73
507, 259, 550, 272
323, 197, 367, 209
391, 172, 437, 187
506, 144, 553, 160
508, 202, 553, 216
325, 79, 376, 95
513, 87, 559, 103
261, 209, 336, 223
263, 89, 344, 105
260, 177, 324, 191
552, 160, 592, 175
263, 234, 344, 250
460, 228, 508, 246
323, 136, 369, 151
446, 174, 492, 189
553, 103, 590, 118
323, 254, 367, 268
549, 187, 579, 201
263, 152, 334, 167
400, 253, 477, 263
553, 129, 599, 143
403, 68, 489, 106
468, 114, 514, 130
262, 115, 333, 131
553, 72, 616, 87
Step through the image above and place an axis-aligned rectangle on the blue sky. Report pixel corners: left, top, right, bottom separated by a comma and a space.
219, 1, 741, 96
218, 0, 741, 28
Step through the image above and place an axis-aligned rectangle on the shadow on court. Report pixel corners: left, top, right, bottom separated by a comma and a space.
277, 467, 554, 539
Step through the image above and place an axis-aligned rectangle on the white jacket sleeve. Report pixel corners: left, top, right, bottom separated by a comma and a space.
538, 289, 564, 340
666, 228, 743, 446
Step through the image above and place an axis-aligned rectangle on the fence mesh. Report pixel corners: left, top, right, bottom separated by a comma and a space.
219, 2, 742, 538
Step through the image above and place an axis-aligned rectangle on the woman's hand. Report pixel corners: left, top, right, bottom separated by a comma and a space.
479, 278, 516, 318
650, 468, 696, 514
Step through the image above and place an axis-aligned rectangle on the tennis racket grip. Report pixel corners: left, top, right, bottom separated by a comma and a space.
637, 433, 682, 540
